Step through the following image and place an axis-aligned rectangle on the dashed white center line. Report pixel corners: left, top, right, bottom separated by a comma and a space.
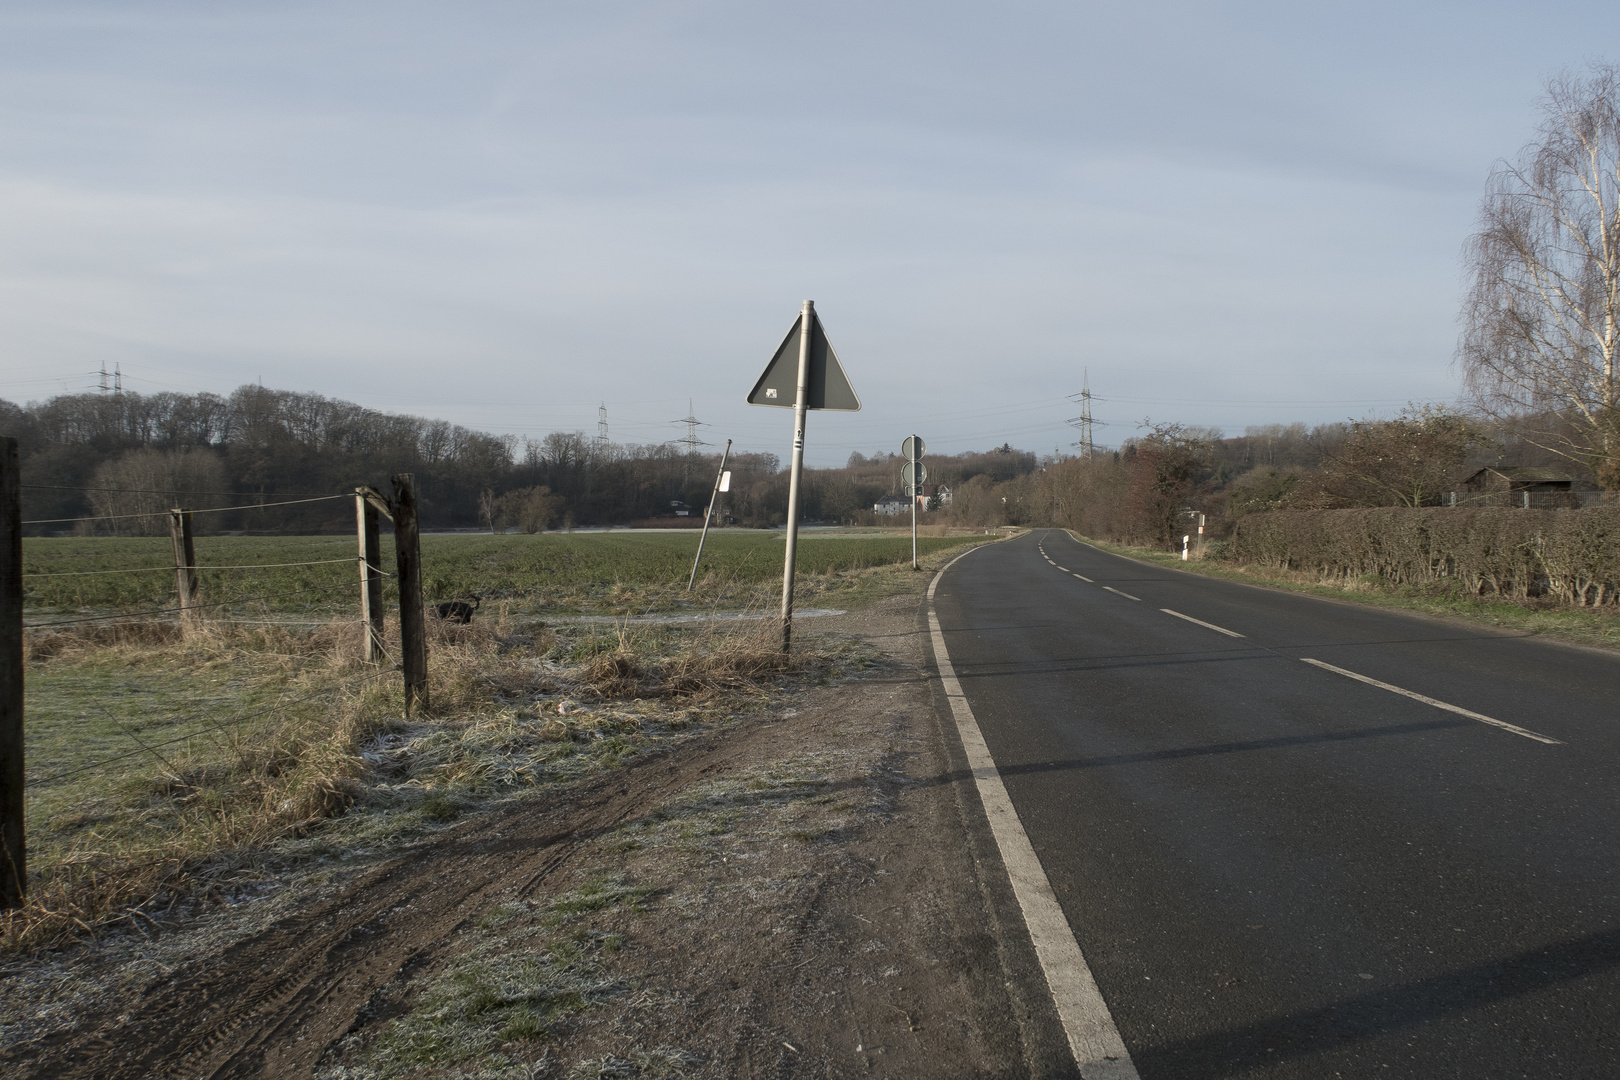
1300, 658, 1561, 745
1102, 586, 1141, 601
1161, 608, 1245, 638
1072, 572, 1093, 582
1055, 566, 1069, 573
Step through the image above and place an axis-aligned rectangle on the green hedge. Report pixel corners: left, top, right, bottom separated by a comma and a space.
1229, 507, 1620, 606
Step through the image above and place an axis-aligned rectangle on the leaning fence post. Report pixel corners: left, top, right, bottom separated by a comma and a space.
355, 488, 389, 663
392, 474, 427, 714
1, 437, 24, 907
169, 507, 198, 632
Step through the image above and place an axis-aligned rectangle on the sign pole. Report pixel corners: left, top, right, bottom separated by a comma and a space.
780, 300, 814, 652
911, 475, 918, 570
688, 438, 733, 591
901, 435, 925, 571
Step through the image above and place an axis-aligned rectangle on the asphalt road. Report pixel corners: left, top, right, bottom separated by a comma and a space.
932, 529, 1620, 1079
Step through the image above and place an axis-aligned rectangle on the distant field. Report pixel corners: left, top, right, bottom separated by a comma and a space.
21, 530, 992, 615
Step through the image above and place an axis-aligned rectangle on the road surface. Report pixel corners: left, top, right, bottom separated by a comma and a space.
932, 529, 1619, 1079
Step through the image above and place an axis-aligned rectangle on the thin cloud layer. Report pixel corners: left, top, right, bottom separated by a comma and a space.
0, 2, 1598, 462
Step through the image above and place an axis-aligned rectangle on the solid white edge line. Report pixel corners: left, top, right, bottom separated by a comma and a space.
1160, 608, 1246, 638
928, 545, 1139, 1079
1101, 586, 1141, 602
1300, 658, 1561, 745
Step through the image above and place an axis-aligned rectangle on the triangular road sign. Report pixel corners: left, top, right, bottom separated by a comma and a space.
747, 310, 860, 411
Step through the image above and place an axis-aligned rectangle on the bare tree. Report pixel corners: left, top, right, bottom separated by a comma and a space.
1459, 62, 1620, 486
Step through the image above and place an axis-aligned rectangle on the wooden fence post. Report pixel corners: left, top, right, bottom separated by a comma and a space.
1, 437, 24, 908
169, 508, 198, 632
392, 474, 427, 714
354, 489, 389, 663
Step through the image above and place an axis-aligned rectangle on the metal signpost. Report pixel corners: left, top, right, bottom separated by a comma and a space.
687, 438, 733, 591
901, 435, 926, 570
748, 301, 860, 651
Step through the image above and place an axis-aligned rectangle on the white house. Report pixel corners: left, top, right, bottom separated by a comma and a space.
874, 496, 908, 516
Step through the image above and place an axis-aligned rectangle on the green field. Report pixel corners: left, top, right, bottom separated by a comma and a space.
22, 530, 993, 616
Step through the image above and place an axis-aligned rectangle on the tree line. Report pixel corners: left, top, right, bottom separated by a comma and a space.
1, 384, 1035, 536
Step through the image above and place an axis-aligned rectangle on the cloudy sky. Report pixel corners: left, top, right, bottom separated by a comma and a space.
0, 3, 1604, 465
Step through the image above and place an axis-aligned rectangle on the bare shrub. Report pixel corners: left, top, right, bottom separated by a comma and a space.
1231, 506, 1620, 605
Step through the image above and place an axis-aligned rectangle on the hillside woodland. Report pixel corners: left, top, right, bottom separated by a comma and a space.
2, 386, 1604, 543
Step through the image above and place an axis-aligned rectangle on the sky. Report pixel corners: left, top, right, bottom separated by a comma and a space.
0, 2, 1606, 466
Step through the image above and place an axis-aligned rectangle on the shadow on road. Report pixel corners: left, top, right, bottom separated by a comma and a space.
1128, 925, 1620, 1077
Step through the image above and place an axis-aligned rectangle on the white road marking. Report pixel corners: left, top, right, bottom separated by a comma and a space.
1160, 608, 1245, 638
1073, 573, 1093, 582
928, 550, 1139, 1079
1102, 586, 1141, 601
1300, 658, 1561, 745
1055, 566, 1070, 572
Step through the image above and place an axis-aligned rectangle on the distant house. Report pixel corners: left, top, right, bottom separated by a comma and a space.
933, 484, 953, 507
1457, 467, 1577, 508
874, 496, 909, 516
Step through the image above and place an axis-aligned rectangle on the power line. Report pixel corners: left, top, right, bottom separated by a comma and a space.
670, 399, 710, 455
1066, 369, 1109, 458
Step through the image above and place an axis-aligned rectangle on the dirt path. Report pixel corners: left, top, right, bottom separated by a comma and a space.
4, 593, 1068, 1079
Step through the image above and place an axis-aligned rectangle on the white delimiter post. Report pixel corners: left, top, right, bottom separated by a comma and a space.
779, 299, 814, 652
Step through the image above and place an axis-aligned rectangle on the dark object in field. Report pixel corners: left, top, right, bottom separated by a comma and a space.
434, 598, 480, 624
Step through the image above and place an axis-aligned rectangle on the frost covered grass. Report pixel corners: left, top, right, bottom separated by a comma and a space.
8, 607, 871, 954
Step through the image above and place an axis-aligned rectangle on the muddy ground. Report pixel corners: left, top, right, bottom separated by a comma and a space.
2, 590, 1076, 1079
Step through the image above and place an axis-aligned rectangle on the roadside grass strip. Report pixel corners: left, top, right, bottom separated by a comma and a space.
1300, 659, 1561, 745
928, 548, 1139, 1079
1160, 609, 1245, 638
1101, 587, 1141, 602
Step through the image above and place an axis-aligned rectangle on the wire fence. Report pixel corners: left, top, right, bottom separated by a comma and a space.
24, 665, 395, 790
22, 492, 350, 527
23, 579, 375, 629
22, 557, 360, 579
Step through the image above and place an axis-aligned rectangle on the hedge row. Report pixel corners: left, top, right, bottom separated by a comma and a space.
1229, 507, 1620, 606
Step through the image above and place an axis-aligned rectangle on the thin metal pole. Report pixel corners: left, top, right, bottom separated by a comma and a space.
780, 300, 814, 652
688, 438, 732, 591
911, 484, 918, 570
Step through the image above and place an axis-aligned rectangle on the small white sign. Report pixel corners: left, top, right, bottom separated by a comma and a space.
719, 470, 732, 492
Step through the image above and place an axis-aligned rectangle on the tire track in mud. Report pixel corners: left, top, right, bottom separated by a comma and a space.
9, 720, 784, 1080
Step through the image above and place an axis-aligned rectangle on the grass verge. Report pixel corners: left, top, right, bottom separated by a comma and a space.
1071, 533, 1620, 651
7, 606, 868, 955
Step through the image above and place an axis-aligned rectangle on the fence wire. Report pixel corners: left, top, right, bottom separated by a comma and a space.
23, 558, 361, 578
24, 666, 394, 789
24, 579, 373, 628
23, 493, 350, 526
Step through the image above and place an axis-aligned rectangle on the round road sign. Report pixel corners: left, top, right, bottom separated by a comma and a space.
901, 435, 925, 461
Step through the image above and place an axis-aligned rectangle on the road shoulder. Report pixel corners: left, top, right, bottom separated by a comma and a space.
4, 592, 1047, 1079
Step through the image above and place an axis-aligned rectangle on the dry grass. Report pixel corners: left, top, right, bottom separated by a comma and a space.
6, 606, 847, 955
6, 620, 394, 952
